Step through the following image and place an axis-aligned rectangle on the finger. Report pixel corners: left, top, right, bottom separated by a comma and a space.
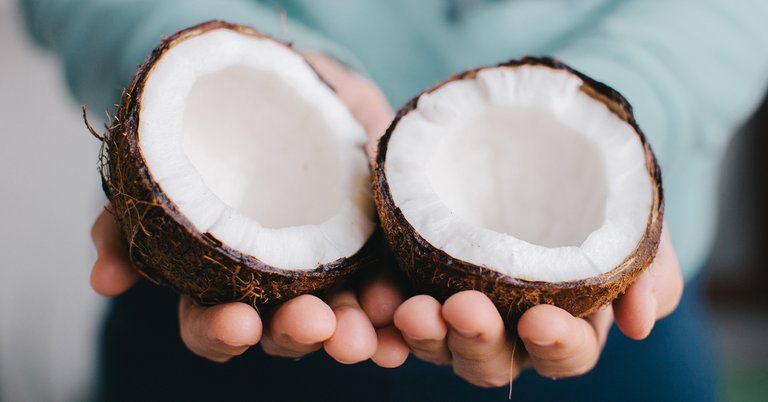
614, 227, 683, 340
90, 208, 140, 296
393, 295, 451, 365
371, 326, 410, 368
179, 297, 262, 363
323, 292, 378, 364
260, 295, 336, 358
351, 85, 393, 143
359, 273, 405, 328
303, 53, 393, 144
347, 83, 392, 162
518, 304, 613, 379
442, 291, 513, 387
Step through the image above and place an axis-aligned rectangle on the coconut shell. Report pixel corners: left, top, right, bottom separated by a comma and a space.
373, 57, 664, 323
99, 20, 377, 307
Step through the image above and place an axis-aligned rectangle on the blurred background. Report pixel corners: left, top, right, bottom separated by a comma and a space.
0, 1, 766, 401
0, 1, 105, 401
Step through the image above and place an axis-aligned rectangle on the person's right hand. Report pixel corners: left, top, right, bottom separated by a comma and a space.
392, 227, 683, 387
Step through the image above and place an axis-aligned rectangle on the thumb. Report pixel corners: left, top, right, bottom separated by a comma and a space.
90, 207, 140, 296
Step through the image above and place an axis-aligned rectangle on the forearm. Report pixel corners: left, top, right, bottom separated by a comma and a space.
20, 0, 363, 111
550, 1, 768, 164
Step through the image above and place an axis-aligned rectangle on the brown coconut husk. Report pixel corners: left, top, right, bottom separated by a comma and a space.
94, 21, 378, 307
373, 57, 664, 323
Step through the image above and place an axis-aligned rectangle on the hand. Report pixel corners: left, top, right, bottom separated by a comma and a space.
393, 227, 683, 387
92, 210, 408, 363
303, 53, 393, 162
90, 53, 408, 365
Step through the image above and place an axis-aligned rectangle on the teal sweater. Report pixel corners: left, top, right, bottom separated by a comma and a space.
22, 0, 768, 280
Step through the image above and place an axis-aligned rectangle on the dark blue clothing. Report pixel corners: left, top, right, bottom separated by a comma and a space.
98, 277, 718, 402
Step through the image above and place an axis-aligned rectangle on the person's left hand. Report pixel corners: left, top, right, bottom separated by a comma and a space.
392, 227, 683, 387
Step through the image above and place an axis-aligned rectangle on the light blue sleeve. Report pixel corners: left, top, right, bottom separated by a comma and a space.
547, 1, 768, 277
547, 0, 768, 165
20, 0, 363, 111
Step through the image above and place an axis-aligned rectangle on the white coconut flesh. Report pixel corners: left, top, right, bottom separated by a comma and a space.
138, 29, 375, 269
385, 66, 653, 282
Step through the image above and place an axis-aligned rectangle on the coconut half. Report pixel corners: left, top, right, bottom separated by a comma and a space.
374, 58, 663, 320
101, 21, 377, 306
